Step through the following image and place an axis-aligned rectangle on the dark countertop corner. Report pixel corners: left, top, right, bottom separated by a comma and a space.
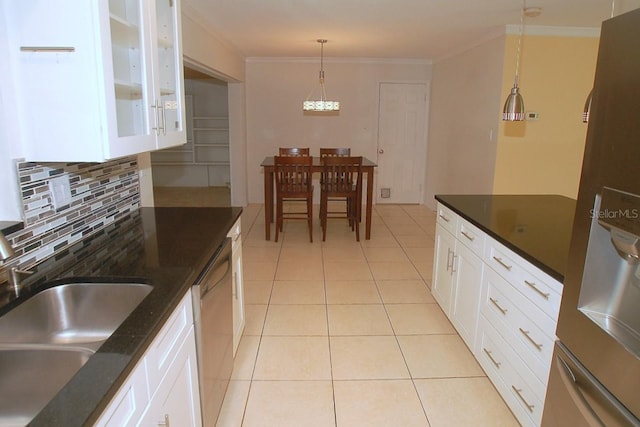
435, 194, 576, 282
13, 206, 242, 427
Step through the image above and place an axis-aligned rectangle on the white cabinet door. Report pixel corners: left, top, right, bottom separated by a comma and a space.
450, 243, 483, 349
227, 218, 245, 356
94, 358, 150, 427
140, 327, 202, 427
432, 223, 456, 316
3, 0, 185, 162
231, 238, 245, 356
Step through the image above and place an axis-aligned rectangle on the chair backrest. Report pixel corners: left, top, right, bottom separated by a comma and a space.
320, 147, 351, 157
274, 155, 313, 197
279, 147, 310, 157
321, 155, 363, 194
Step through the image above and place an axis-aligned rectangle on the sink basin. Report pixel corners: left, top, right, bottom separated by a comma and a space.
0, 347, 93, 426
0, 282, 152, 347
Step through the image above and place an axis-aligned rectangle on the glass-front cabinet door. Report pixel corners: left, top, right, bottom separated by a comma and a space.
107, 0, 184, 157
150, 0, 185, 149
107, 0, 156, 157
108, 0, 152, 140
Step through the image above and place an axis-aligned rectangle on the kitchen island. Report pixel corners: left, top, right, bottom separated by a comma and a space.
432, 194, 575, 427
435, 194, 576, 282
0, 207, 242, 426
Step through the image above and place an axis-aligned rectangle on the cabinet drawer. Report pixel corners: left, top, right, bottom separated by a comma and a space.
455, 217, 485, 255
146, 290, 193, 393
476, 315, 546, 427
484, 237, 562, 319
480, 268, 555, 382
436, 203, 457, 234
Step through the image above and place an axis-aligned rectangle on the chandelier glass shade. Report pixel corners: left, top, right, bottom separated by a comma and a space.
303, 39, 340, 112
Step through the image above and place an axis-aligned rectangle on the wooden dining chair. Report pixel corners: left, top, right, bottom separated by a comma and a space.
319, 148, 351, 220
320, 156, 363, 241
274, 155, 314, 242
279, 147, 310, 156
319, 147, 350, 157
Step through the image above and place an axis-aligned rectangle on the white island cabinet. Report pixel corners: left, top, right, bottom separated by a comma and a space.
95, 289, 201, 427
431, 203, 484, 349
431, 201, 563, 427
2, 0, 185, 162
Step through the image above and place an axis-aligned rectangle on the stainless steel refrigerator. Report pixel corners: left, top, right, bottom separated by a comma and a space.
541, 8, 640, 427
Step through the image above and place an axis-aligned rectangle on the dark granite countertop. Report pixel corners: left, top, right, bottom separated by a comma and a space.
435, 195, 576, 282
1, 206, 242, 427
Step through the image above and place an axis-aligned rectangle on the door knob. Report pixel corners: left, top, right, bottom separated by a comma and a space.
378, 149, 384, 154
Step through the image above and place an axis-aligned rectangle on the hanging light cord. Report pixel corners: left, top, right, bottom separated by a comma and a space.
319, 40, 326, 102
610, 0, 615, 17
513, 0, 526, 87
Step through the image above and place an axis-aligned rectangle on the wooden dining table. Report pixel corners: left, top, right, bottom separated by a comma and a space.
261, 156, 377, 240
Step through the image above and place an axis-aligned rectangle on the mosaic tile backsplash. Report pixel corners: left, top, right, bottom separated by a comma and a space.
3, 156, 140, 270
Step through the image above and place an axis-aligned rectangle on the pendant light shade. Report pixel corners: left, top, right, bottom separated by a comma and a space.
502, 0, 528, 121
582, 89, 593, 123
303, 39, 340, 112
503, 85, 525, 121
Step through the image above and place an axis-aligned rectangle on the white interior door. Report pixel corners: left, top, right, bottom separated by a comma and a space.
376, 82, 428, 204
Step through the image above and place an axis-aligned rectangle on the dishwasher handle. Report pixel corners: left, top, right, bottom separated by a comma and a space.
198, 238, 232, 301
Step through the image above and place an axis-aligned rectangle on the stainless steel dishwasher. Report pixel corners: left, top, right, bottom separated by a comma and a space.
192, 237, 234, 426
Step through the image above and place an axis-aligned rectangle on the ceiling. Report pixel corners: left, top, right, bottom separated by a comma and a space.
183, 0, 640, 60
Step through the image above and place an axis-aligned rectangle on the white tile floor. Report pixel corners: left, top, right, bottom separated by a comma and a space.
216, 203, 519, 427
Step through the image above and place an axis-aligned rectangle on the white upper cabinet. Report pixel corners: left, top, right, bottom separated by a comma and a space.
3, 0, 185, 162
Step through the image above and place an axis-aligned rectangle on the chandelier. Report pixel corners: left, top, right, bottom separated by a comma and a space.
303, 39, 340, 112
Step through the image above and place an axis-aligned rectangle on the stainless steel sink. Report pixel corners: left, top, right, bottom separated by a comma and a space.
0, 282, 152, 348
0, 282, 152, 425
0, 347, 93, 426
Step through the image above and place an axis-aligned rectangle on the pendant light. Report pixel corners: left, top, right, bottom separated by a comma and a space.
582, 89, 593, 123
502, 0, 527, 121
303, 39, 340, 112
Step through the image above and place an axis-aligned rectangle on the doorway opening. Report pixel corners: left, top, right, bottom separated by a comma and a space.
151, 66, 231, 207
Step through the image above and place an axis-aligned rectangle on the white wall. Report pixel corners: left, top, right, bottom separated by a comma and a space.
229, 83, 248, 206
425, 35, 505, 210
180, 4, 245, 82
245, 59, 432, 204
0, 10, 24, 221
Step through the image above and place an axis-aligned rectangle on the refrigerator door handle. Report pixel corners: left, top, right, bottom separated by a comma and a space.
555, 354, 604, 427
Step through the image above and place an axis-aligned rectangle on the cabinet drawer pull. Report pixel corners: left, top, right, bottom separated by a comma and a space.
511, 386, 535, 413
483, 348, 501, 368
461, 230, 475, 241
519, 328, 543, 351
438, 213, 450, 222
489, 297, 507, 315
151, 101, 161, 136
20, 46, 75, 52
158, 414, 171, 427
492, 256, 512, 271
450, 254, 458, 274
159, 104, 167, 135
524, 280, 550, 300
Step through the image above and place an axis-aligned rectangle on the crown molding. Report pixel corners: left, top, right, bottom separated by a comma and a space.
246, 57, 432, 65
505, 24, 600, 37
